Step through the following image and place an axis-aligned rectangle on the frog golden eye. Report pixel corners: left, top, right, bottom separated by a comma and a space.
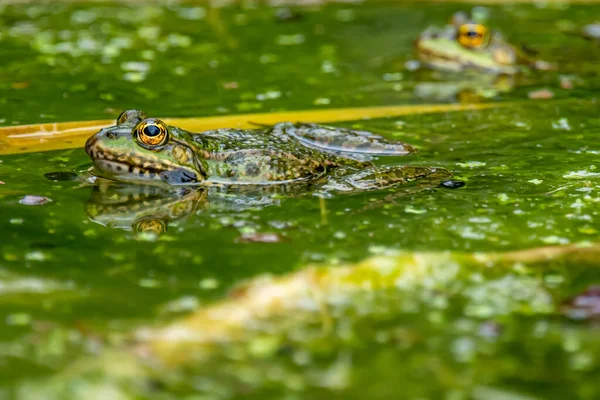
134, 119, 168, 147
117, 109, 147, 126
458, 23, 490, 49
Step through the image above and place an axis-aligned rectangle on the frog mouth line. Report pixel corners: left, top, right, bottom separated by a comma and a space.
416, 41, 477, 63
85, 137, 169, 176
92, 159, 168, 180
415, 39, 517, 74
417, 51, 471, 72
85, 137, 178, 178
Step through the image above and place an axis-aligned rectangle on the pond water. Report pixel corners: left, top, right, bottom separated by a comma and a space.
0, 1, 599, 399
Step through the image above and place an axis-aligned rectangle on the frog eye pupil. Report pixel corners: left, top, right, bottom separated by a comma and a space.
467, 31, 479, 37
143, 125, 161, 137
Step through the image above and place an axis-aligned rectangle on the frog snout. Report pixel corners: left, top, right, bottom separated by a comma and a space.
85, 134, 110, 160
84, 135, 98, 158
85, 129, 120, 159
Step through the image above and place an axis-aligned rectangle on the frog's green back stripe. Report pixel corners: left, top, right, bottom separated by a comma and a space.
0, 102, 514, 156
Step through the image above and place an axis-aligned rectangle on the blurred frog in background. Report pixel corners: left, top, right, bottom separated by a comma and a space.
408, 8, 552, 102
415, 9, 546, 74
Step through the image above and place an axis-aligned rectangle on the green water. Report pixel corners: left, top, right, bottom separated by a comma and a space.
1, 1, 600, 399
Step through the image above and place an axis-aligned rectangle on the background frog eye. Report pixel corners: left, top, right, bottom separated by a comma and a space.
458, 24, 490, 48
450, 11, 469, 27
135, 119, 168, 147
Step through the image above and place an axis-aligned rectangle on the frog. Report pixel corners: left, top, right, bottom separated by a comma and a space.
84, 109, 451, 193
414, 10, 546, 75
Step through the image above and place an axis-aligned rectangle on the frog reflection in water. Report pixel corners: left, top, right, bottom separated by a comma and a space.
85, 176, 301, 235
85, 110, 450, 192
85, 179, 208, 234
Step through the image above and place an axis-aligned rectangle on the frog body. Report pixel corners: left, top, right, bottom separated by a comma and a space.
85, 110, 449, 193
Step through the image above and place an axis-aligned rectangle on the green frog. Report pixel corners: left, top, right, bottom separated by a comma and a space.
84, 110, 450, 192
414, 10, 545, 74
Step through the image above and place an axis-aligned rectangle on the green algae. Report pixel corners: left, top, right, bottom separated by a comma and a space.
0, 1, 599, 399
9, 246, 600, 399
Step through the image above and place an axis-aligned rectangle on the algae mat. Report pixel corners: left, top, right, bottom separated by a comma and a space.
0, 1, 599, 399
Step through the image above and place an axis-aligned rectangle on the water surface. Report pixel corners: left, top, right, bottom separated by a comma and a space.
0, 1, 599, 398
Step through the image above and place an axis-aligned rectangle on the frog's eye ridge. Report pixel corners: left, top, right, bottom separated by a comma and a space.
457, 23, 490, 49
134, 118, 169, 147
117, 109, 147, 126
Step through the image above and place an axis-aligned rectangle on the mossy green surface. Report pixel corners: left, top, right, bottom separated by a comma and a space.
0, 1, 599, 398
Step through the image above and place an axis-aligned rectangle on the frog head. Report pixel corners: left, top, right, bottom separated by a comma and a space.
415, 11, 532, 74
85, 110, 208, 185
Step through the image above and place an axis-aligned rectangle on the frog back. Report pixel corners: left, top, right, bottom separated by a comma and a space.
191, 128, 364, 184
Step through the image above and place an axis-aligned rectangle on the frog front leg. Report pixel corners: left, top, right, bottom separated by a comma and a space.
321, 165, 451, 193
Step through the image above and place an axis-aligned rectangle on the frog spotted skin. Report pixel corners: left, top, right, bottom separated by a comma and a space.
415, 10, 535, 74
85, 109, 450, 192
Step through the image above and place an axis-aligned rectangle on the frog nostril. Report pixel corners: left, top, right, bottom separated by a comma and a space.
106, 131, 117, 139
